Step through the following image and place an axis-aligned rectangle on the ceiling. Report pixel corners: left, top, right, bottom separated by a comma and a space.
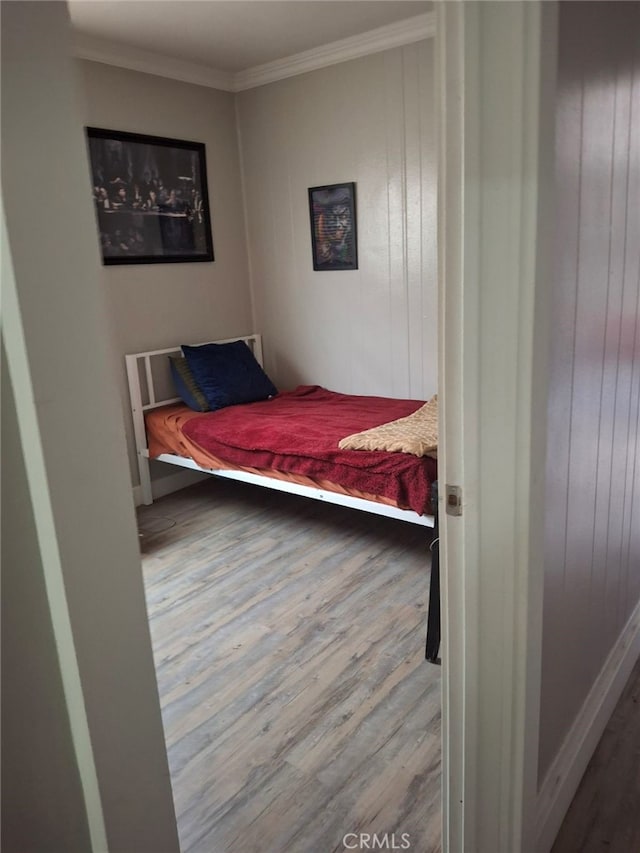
68, 1, 431, 73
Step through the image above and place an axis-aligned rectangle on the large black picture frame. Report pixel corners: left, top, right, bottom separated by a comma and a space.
86, 127, 214, 265
308, 182, 358, 271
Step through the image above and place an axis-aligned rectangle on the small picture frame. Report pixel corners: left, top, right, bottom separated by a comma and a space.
308, 182, 358, 271
86, 127, 214, 265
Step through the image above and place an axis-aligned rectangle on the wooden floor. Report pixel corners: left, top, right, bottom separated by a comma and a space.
552, 656, 640, 853
138, 479, 441, 853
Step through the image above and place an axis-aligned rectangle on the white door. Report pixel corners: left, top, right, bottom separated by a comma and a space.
436, 3, 556, 851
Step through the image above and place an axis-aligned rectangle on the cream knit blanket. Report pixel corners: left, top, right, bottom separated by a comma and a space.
338, 395, 438, 458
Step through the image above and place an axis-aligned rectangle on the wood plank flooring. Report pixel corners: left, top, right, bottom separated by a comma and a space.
138, 479, 441, 853
552, 656, 640, 853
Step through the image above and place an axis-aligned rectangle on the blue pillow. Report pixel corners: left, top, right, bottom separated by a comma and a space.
181, 340, 277, 411
169, 356, 210, 412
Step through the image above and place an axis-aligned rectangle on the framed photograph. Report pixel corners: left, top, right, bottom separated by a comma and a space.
308, 182, 358, 271
86, 127, 214, 265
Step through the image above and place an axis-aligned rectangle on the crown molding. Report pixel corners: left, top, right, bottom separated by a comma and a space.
233, 12, 435, 91
74, 11, 435, 94
74, 33, 235, 92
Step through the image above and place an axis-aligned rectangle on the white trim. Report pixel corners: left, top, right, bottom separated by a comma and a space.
73, 13, 435, 92
125, 352, 154, 505
535, 602, 640, 853
133, 467, 208, 507
438, 3, 553, 852
2, 197, 109, 850
73, 33, 235, 91
233, 13, 435, 91
436, 5, 466, 849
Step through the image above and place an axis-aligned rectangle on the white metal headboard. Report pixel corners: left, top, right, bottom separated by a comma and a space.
125, 334, 263, 504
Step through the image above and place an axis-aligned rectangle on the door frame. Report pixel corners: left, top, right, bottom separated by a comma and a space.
437, 3, 557, 851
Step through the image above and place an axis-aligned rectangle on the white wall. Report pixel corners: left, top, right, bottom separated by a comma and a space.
539, 0, 640, 785
78, 60, 254, 486
1, 3, 179, 849
236, 41, 437, 400
2, 356, 93, 851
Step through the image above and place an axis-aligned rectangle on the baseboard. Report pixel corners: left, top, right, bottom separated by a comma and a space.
535, 597, 640, 853
132, 468, 208, 507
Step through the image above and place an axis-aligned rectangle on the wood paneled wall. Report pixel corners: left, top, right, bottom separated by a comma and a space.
539, 1, 640, 783
236, 41, 437, 401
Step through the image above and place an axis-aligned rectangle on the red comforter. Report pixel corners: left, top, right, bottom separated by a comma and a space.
181, 385, 437, 515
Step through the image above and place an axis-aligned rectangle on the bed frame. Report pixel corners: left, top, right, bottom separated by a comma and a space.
125, 334, 434, 529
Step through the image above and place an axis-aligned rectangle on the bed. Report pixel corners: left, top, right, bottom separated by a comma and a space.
126, 334, 441, 661
125, 334, 437, 528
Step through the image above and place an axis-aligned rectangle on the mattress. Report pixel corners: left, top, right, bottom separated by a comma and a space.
145, 386, 437, 515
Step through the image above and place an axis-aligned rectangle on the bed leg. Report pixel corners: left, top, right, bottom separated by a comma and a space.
425, 481, 441, 664
138, 453, 153, 506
